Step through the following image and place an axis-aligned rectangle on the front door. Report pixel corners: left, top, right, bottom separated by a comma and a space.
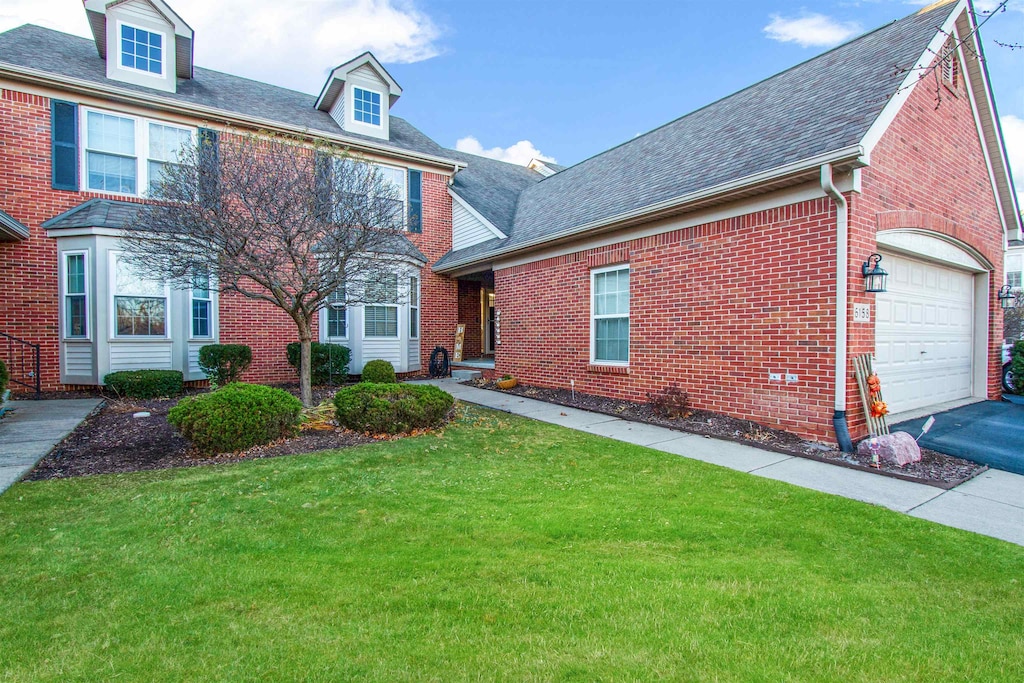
483, 289, 495, 355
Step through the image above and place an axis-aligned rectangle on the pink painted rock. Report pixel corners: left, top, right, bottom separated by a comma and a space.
857, 432, 921, 467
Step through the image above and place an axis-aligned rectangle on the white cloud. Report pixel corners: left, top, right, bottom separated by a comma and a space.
0, 0, 443, 94
1002, 114, 1024, 205
764, 13, 863, 47
455, 136, 556, 166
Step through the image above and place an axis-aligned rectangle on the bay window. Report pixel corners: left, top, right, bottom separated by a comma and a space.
63, 251, 88, 339
113, 253, 167, 337
191, 271, 213, 338
591, 265, 630, 364
365, 273, 399, 338
326, 284, 348, 339
409, 276, 419, 338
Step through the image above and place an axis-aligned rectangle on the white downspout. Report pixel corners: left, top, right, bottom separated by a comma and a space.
820, 164, 854, 452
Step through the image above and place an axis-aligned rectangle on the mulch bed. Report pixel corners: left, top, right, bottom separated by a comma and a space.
467, 379, 984, 489
26, 385, 376, 481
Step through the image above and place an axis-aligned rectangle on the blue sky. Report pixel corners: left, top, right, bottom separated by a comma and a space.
2, 0, 1021, 183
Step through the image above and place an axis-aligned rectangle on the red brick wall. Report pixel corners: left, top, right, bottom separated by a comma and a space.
495, 200, 840, 441
0, 88, 152, 390
846, 54, 1007, 438
457, 280, 482, 358
0, 86, 457, 388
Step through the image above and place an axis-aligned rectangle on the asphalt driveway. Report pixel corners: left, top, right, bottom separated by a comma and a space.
892, 400, 1024, 475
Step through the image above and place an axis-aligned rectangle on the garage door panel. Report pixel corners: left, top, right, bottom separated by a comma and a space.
874, 253, 974, 413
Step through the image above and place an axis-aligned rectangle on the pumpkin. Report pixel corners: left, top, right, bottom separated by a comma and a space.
870, 400, 889, 418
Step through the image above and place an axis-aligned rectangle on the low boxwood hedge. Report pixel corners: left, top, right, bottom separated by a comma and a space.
104, 370, 183, 399
168, 383, 303, 455
198, 344, 252, 387
286, 342, 350, 385
334, 382, 454, 435
361, 359, 396, 384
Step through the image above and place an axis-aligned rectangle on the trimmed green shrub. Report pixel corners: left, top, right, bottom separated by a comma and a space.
0, 359, 8, 393
198, 344, 252, 387
361, 359, 397, 384
334, 382, 454, 435
168, 383, 303, 454
1011, 340, 1024, 395
104, 370, 183, 399
286, 342, 350, 385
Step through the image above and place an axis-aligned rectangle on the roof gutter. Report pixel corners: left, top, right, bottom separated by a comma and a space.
0, 63, 466, 172
434, 145, 867, 273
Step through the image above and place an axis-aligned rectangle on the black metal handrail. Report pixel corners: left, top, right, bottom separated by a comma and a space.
0, 331, 41, 399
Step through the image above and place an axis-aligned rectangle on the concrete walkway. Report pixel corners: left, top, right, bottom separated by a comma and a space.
0, 398, 103, 494
424, 380, 1024, 547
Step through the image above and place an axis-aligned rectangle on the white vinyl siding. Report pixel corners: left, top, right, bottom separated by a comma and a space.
109, 342, 173, 371
452, 200, 501, 250
188, 342, 205, 376
118, 0, 166, 24
64, 343, 94, 377
591, 265, 630, 365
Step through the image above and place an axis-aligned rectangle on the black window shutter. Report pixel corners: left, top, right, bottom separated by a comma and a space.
51, 100, 78, 191
198, 128, 220, 208
314, 151, 333, 222
407, 169, 422, 233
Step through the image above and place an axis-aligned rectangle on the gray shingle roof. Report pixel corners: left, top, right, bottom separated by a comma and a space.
436, 1, 958, 270
41, 198, 142, 230
0, 24, 455, 164
445, 149, 545, 234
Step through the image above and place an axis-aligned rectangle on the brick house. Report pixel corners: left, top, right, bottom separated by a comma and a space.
0, 0, 1019, 447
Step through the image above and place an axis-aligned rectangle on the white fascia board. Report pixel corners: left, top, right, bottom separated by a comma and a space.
87, 0, 194, 37
448, 188, 507, 240
0, 65, 463, 172
44, 227, 127, 238
859, 0, 966, 162
435, 145, 865, 273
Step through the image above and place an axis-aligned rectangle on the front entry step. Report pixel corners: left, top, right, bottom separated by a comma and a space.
452, 369, 482, 381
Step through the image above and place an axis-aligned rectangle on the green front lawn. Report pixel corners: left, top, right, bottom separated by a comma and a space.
1, 406, 1021, 681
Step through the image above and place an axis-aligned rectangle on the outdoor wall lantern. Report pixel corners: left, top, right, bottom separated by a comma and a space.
861, 253, 888, 293
998, 284, 1017, 310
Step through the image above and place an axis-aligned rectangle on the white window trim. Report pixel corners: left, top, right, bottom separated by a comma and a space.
61, 250, 90, 341
409, 275, 420, 339
351, 86, 384, 127
324, 290, 349, 342
80, 106, 194, 199
188, 275, 216, 341
109, 251, 171, 340
590, 264, 630, 366
115, 20, 168, 80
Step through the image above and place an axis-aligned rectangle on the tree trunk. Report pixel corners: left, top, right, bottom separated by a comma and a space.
296, 316, 314, 408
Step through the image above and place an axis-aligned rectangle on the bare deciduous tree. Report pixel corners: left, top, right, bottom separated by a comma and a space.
120, 129, 412, 406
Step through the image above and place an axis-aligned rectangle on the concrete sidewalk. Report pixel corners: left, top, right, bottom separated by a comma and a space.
0, 398, 103, 494
423, 379, 1024, 547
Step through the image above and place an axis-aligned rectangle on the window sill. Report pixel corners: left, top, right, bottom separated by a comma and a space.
587, 364, 629, 375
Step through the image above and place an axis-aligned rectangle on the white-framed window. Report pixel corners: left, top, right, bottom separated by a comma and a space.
111, 252, 168, 338
364, 273, 399, 338
326, 283, 348, 339
190, 271, 213, 339
333, 159, 406, 228
353, 87, 382, 126
1007, 253, 1023, 290
409, 276, 419, 338
118, 22, 164, 76
591, 265, 630, 365
82, 107, 193, 197
62, 251, 89, 339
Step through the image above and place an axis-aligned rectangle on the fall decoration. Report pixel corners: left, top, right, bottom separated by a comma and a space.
866, 373, 881, 395
870, 400, 889, 418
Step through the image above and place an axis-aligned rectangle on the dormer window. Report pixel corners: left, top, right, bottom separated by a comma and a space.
120, 24, 163, 75
353, 87, 382, 126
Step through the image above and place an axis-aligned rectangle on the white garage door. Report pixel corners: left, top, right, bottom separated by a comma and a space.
874, 253, 974, 414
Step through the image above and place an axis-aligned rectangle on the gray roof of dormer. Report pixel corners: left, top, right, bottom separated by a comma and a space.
435, 1, 960, 271
0, 208, 30, 241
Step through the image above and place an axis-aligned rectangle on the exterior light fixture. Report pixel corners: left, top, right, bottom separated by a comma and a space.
861, 253, 888, 293
998, 284, 1016, 310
